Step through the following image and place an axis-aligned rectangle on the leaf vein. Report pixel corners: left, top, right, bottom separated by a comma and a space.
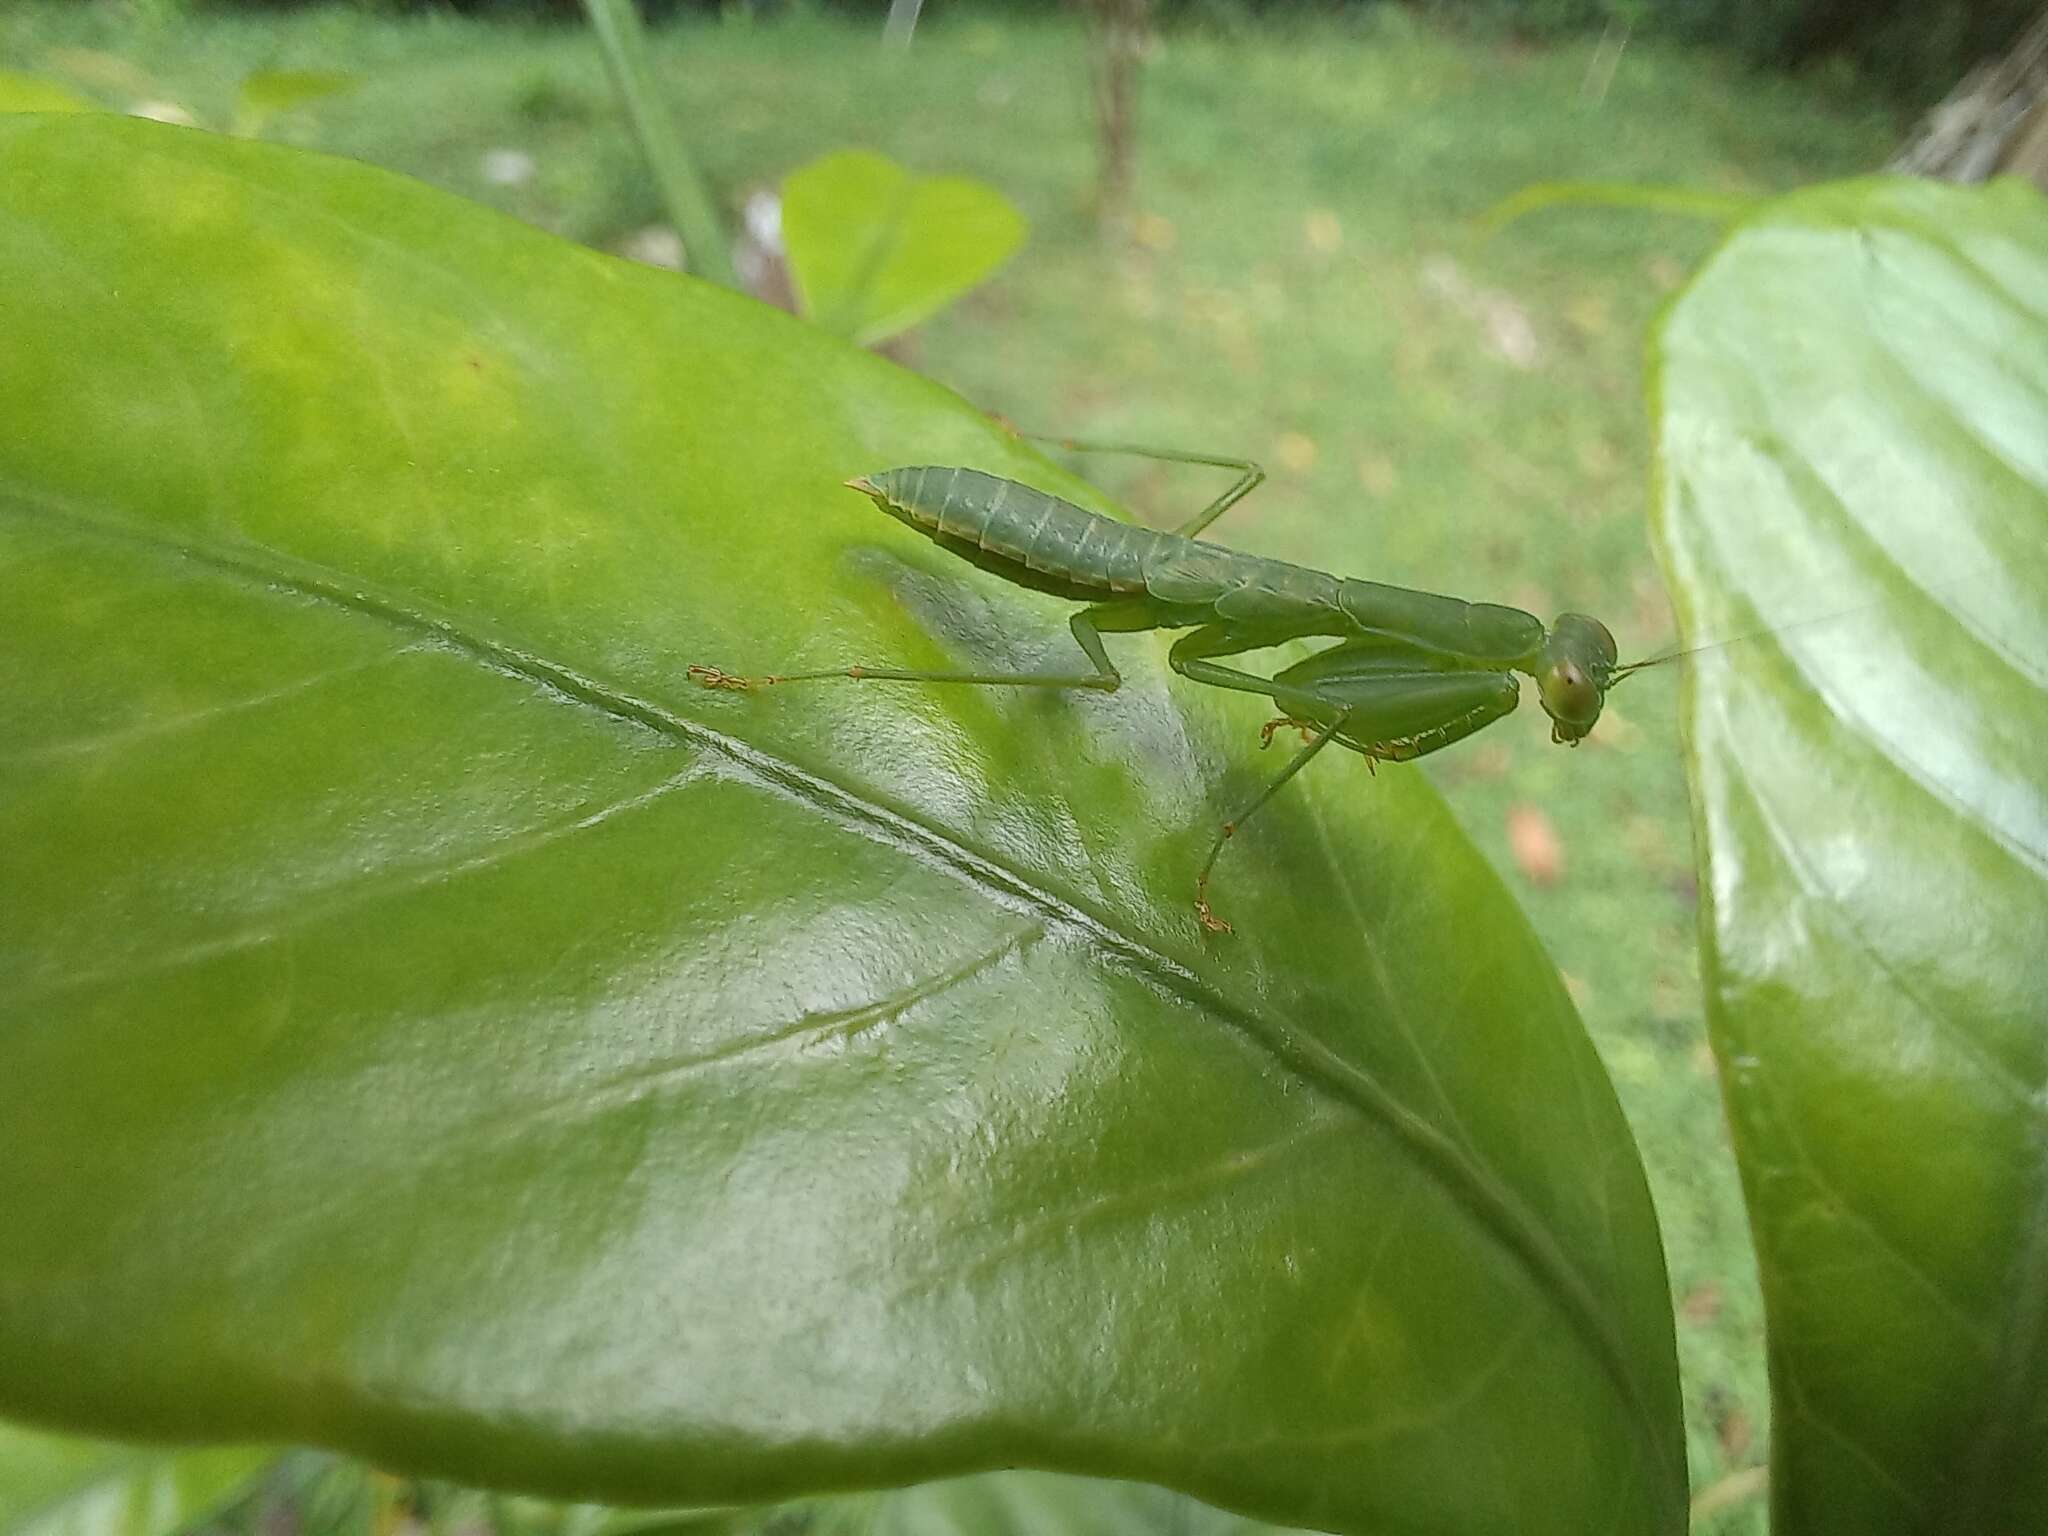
1722, 713, 2046, 1117
2, 641, 433, 765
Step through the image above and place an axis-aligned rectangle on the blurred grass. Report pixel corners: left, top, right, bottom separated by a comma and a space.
1, 3, 1901, 1530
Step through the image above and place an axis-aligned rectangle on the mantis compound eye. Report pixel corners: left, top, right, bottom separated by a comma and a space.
1540, 661, 1601, 734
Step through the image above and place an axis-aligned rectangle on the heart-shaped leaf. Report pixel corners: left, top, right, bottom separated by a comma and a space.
0, 115, 1681, 1536
782, 149, 1025, 345
1654, 176, 2048, 1534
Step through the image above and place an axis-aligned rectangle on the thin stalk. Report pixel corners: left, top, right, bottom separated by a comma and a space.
883, 0, 924, 48
580, 0, 738, 289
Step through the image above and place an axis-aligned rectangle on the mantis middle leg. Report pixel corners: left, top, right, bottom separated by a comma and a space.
1194, 709, 1349, 934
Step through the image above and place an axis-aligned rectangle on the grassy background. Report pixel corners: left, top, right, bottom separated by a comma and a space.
2, 4, 1903, 1528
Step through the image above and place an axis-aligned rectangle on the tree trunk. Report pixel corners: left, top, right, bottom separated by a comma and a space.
1891, 6, 2048, 191
1085, 0, 1148, 229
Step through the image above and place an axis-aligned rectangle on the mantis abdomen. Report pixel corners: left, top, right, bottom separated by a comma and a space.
863, 465, 1167, 597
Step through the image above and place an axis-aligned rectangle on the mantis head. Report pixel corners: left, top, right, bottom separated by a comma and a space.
1534, 613, 1618, 746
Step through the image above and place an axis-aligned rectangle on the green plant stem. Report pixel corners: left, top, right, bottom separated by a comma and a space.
1476, 180, 1754, 240
580, 0, 738, 288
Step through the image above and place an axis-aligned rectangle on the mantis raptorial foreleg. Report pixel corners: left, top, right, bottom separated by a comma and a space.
1194, 708, 1350, 934
1166, 626, 1342, 718
1019, 434, 1266, 541
688, 607, 1131, 693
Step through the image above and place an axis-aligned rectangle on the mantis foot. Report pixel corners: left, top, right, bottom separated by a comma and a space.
1194, 825, 1236, 935
1260, 716, 1317, 749
688, 665, 776, 692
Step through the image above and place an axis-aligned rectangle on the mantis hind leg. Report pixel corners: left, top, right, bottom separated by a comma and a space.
689, 605, 1136, 694
1017, 432, 1266, 541
1194, 710, 1348, 935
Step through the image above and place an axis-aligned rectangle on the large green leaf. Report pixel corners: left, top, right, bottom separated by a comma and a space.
1653, 177, 2048, 1533
0, 115, 1682, 1536
0, 1422, 273, 1536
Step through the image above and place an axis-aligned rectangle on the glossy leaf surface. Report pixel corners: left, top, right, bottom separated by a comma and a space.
0, 1422, 272, 1536
1654, 177, 2048, 1534
0, 116, 1681, 1536
782, 149, 1025, 345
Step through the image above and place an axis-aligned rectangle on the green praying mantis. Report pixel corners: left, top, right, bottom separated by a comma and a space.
689, 437, 1666, 933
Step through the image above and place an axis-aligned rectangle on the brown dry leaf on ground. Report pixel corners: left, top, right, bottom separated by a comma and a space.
1420, 253, 1541, 369
1355, 452, 1400, 498
1132, 211, 1175, 251
1460, 739, 1512, 780
1507, 801, 1565, 885
1275, 431, 1317, 476
1586, 698, 1640, 751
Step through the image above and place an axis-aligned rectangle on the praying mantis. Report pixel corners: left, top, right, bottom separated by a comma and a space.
689, 438, 1662, 933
